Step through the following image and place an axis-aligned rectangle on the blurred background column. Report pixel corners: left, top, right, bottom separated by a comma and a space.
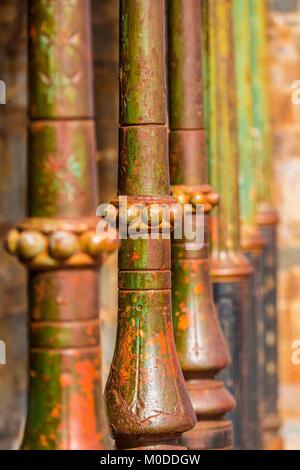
91, 0, 118, 385
249, 0, 282, 450
204, 0, 254, 449
232, 0, 266, 449
167, 0, 235, 450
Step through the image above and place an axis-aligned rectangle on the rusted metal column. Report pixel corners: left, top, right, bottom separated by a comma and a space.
104, 0, 196, 450
204, 0, 254, 449
167, 0, 235, 450
233, 0, 267, 449
249, 0, 282, 450
5, 0, 116, 449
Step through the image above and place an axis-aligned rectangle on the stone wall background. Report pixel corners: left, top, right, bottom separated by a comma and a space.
0, 0, 27, 450
1, 0, 300, 451
269, 1, 300, 449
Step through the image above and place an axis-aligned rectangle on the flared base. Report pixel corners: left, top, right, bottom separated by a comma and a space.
114, 436, 186, 450
181, 420, 233, 450
262, 415, 283, 450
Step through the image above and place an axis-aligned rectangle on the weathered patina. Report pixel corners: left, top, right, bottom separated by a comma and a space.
204, 0, 254, 449
104, 0, 196, 450
5, 0, 115, 449
249, 0, 281, 450
167, 0, 235, 450
233, 0, 267, 449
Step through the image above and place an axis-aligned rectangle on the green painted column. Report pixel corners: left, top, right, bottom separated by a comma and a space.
249, 0, 282, 450
5, 0, 117, 449
167, 0, 234, 450
204, 0, 254, 449
104, 0, 196, 450
250, 0, 272, 209
232, 0, 267, 449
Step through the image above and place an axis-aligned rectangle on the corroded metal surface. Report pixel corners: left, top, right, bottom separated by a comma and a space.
168, 0, 234, 450
258, 219, 281, 450
233, 0, 268, 449
28, 121, 97, 218
245, 249, 264, 450
213, 279, 251, 448
168, 0, 204, 129
118, 126, 169, 196
171, 211, 235, 450
249, 0, 282, 449
29, 0, 93, 118
23, 269, 107, 450
169, 131, 207, 186
204, 0, 254, 449
6, 0, 111, 450
119, 0, 166, 125
250, 0, 272, 208
104, 0, 196, 450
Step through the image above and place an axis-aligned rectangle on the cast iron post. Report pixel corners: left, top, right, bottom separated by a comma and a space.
104, 0, 196, 450
167, 0, 235, 450
6, 0, 116, 449
204, 0, 254, 449
233, 0, 267, 450
249, 0, 282, 450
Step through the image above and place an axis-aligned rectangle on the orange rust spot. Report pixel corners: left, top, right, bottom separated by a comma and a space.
75, 361, 98, 396
118, 366, 131, 387
68, 391, 103, 449
165, 359, 173, 378
86, 323, 95, 337
131, 252, 140, 261
39, 434, 48, 447
64, 361, 104, 449
178, 315, 189, 331
194, 283, 204, 295
156, 331, 167, 355
60, 373, 73, 388
33, 282, 47, 318
182, 261, 189, 271
51, 404, 61, 418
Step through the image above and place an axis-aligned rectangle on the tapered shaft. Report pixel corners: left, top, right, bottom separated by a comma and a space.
104, 0, 196, 450
6, 0, 116, 449
168, 0, 235, 450
204, 0, 253, 449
